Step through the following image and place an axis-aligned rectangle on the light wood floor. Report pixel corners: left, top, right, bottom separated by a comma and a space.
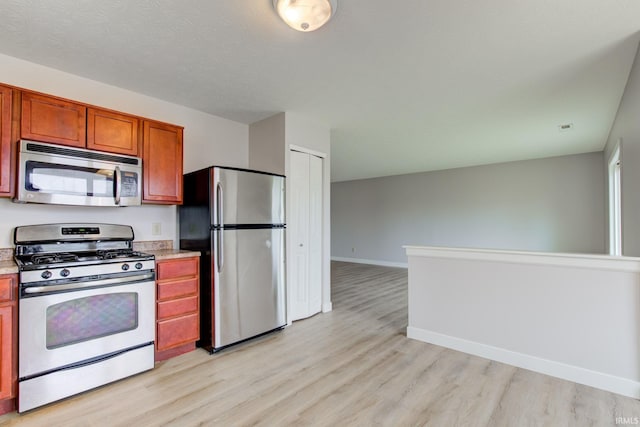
2, 261, 639, 426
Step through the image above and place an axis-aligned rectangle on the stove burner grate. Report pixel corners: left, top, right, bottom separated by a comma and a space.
31, 253, 79, 265
96, 249, 136, 260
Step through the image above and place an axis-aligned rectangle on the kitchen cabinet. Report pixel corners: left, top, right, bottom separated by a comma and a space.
155, 257, 199, 361
0, 85, 12, 197
143, 120, 183, 204
7, 82, 185, 205
87, 108, 140, 156
0, 274, 16, 413
21, 91, 86, 148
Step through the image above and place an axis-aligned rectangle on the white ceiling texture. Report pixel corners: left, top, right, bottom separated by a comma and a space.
1, 1, 639, 182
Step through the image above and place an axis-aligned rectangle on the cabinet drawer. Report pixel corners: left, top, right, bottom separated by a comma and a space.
157, 278, 198, 301
0, 277, 12, 303
157, 295, 198, 320
157, 258, 198, 280
156, 313, 199, 351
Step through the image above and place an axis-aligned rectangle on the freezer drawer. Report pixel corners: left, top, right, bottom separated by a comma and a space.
213, 228, 286, 350
212, 167, 285, 226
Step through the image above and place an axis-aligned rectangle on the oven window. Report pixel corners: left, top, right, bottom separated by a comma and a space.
26, 161, 115, 197
46, 293, 138, 349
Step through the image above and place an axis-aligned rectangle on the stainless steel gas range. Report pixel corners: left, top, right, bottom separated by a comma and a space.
14, 223, 156, 412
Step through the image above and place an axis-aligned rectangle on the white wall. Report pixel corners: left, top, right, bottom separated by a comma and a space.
0, 53, 249, 247
249, 113, 285, 174
406, 246, 640, 398
248, 112, 333, 315
332, 152, 606, 265
604, 42, 640, 256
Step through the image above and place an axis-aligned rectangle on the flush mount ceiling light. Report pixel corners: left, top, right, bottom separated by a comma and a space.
273, 0, 338, 32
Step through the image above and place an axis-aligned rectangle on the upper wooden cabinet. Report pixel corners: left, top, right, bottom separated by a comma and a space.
87, 108, 140, 156
143, 120, 183, 204
21, 92, 86, 148
0, 85, 12, 197
7, 83, 185, 205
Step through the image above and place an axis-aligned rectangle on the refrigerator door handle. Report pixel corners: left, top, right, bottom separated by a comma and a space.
216, 183, 224, 273
217, 230, 224, 273
216, 182, 224, 226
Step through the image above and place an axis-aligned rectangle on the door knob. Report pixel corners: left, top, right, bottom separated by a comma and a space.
299, 243, 304, 247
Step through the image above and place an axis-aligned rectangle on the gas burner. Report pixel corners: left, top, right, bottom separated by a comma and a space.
97, 249, 135, 260
31, 253, 79, 265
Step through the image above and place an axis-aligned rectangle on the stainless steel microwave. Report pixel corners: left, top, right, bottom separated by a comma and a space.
16, 140, 142, 207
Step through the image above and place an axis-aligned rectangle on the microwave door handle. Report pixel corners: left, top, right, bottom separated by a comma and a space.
114, 166, 122, 205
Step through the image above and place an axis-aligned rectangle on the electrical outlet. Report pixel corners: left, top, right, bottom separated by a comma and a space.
152, 223, 162, 236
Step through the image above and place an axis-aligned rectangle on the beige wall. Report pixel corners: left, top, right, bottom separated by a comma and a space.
332, 152, 606, 265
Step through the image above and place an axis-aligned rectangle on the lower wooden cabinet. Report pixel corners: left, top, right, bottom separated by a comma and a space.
155, 257, 199, 361
0, 274, 17, 414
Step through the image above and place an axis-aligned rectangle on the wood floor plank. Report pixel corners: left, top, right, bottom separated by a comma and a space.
0, 261, 638, 426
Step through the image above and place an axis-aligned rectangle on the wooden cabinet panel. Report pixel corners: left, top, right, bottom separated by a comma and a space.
157, 257, 198, 280
157, 296, 198, 320
87, 108, 139, 156
21, 92, 86, 147
156, 313, 199, 351
0, 305, 13, 401
0, 278, 11, 303
143, 120, 183, 204
0, 274, 16, 405
0, 85, 11, 196
157, 278, 198, 301
155, 257, 199, 360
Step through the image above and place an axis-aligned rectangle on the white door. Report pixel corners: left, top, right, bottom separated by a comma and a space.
290, 150, 323, 320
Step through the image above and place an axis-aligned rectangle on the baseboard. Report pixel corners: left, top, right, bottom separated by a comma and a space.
331, 256, 408, 269
406, 326, 640, 399
322, 302, 333, 313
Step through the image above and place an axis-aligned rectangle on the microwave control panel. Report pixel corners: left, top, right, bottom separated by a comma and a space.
121, 172, 139, 197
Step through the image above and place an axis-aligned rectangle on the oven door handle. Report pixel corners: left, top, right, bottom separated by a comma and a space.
114, 166, 122, 206
22, 273, 154, 295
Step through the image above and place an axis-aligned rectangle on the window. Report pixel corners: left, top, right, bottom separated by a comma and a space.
608, 143, 622, 256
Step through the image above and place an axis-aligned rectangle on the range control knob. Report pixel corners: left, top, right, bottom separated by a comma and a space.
41, 270, 52, 279
60, 269, 70, 278
135, 262, 143, 270
122, 263, 130, 271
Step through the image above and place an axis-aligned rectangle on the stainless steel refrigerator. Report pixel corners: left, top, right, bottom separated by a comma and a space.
179, 166, 286, 353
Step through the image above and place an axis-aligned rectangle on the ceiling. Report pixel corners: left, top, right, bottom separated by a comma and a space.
1, 1, 639, 182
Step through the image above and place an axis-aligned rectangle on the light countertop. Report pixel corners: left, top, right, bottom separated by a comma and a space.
147, 249, 201, 260
0, 260, 18, 275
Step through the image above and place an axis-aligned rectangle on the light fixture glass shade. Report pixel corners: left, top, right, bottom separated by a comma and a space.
273, 0, 337, 32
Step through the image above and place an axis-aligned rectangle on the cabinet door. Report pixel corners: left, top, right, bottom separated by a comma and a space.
0, 85, 12, 196
0, 275, 15, 402
143, 120, 183, 204
87, 108, 139, 156
0, 305, 12, 400
21, 92, 86, 148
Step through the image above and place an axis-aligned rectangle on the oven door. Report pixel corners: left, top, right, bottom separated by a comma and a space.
19, 278, 155, 378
